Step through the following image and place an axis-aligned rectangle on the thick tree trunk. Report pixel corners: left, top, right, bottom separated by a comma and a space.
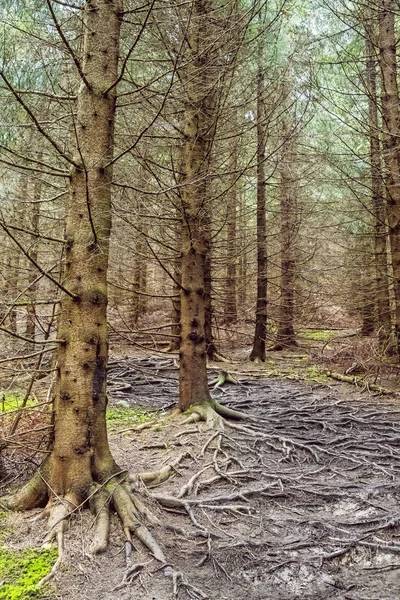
50, 0, 122, 499
378, 0, 400, 354
365, 35, 392, 346
250, 53, 267, 362
178, 0, 217, 410
7, 0, 122, 510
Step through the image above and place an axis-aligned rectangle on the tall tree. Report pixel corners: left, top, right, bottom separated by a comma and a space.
377, 0, 400, 354
365, 30, 391, 346
178, 0, 217, 410
274, 122, 298, 349
250, 27, 268, 362
1, 0, 161, 558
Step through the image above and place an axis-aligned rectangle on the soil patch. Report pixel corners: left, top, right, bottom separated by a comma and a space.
2, 356, 400, 600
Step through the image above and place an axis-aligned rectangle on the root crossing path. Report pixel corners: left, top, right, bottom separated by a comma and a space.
10, 357, 400, 599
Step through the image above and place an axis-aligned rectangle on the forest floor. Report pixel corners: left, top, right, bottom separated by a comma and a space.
2, 333, 400, 599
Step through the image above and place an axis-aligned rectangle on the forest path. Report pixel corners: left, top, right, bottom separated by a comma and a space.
5, 355, 400, 600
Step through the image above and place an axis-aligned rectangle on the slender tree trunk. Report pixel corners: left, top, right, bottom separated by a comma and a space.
275, 131, 298, 349
25, 171, 42, 339
4, 178, 27, 333
238, 187, 247, 311
250, 45, 267, 362
378, 0, 400, 354
365, 34, 392, 346
168, 211, 182, 351
178, 0, 217, 410
129, 200, 148, 326
224, 124, 238, 324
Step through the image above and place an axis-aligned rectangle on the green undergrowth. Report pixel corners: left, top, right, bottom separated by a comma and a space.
0, 545, 57, 600
0, 392, 34, 413
266, 364, 329, 384
301, 329, 337, 342
106, 405, 158, 429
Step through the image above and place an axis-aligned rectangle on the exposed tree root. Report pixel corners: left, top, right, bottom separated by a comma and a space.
138, 451, 191, 486
0, 445, 211, 597
269, 340, 299, 352
249, 355, 264, 364
324, 369, 400, 396
181, 400, 251, 430
210, 369, 238, 389
207, 350, 228, 363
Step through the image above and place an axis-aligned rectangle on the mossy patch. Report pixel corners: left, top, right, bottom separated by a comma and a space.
106, 405, 157, 429
0, 546, 57, 600
301, 330, 336, 342
0, 392, 34, 413
303, 366, 329, 383
265, 365, 329, 384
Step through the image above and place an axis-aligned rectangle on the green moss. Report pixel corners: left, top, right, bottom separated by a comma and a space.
0, 546, 57, 599
303, 366, 329, 383
301, 330, 336, 342
265, 365, 328, 384
106, 406, 157, 428
0, 392, 34, 413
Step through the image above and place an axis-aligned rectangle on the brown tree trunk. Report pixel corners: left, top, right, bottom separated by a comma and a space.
224, 125, 238, 324
378, 0, 400, 354
204, 235, 220, 359
250, 45, 267, 362
365, 33, 392, 346
7, 0, 122, 512
25, 171, 42, 339
3, 178, 27, 333
129, 200, 148, 326
238, 187, 247, 311
275, 129, 298, 349
178, 0, 217, 410
168, 211, 182, 352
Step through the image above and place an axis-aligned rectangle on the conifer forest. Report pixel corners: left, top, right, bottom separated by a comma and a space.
2, 1, 400, 599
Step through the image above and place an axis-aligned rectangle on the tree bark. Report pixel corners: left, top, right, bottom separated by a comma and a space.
178, 0, 217, 410
25, 170, 42, 339
275, 128, 298, 349
250, 43, 267, 362
129, 199, 148, 326
224, 122, 238, 324
365, 33, 392, 346
8, 0, 123, 509
378, 0, 400, 354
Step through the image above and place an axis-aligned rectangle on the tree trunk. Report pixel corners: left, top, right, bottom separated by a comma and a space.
365, 33, 392, 347
178, 0, 217, 410
25, 171, 42, 339
168, 210, 182, 352
378, 0, 400, 355
275, 129, 298, 349
224, 123, 238, 324
129, 199, 148, 326
250, 45, 267, 362
7, 0, 122, 511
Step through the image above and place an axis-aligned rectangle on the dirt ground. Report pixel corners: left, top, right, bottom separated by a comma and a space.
3, 353, 400, 600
